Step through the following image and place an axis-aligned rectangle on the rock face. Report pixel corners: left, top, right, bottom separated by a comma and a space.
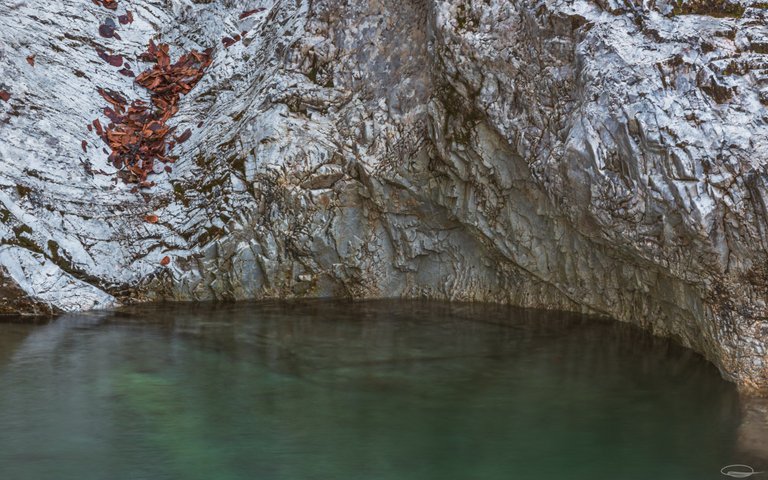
1, 0, 768, 393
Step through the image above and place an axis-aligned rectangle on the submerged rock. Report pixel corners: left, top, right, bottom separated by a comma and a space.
1, 0, 767, 394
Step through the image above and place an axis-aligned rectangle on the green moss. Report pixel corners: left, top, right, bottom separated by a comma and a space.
15, 185, 32, 198
47, 240, 60, 262
196, 225, 225, 246
672, 0, 746, 17
172, 182, 190, 208
722, 61, 742, 76
197, 174, 228, 196
228, 154, 245, 175
307, 66, 318, 84
217, 138, 238, 152
12, 224, 32, 238
439, 85, 482, 147
456, 4, 467, 29
11, 224, 43, 254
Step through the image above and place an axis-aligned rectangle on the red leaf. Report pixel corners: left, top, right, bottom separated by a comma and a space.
0, 90, 10, 102
96, 48, 123, 67
160, 256, 171, 266
175, 128, 192, 144
99, 24, 116, 38
118, 11, 134, 25
104, 107, 120, 123
26, 55, 35, 67
239, 8, 265, 19
222, 36, 241, 48
97, 87, 127, 107
93, 119, 103, 136
81, 140, 88, 152
144, 214, 159, 223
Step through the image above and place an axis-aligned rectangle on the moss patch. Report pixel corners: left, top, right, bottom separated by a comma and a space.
672, 0, 746, 18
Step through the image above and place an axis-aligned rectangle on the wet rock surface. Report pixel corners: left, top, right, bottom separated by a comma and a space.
1, 0, 767, 393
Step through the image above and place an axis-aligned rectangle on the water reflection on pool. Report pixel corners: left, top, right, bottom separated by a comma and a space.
0, 300, 759, 479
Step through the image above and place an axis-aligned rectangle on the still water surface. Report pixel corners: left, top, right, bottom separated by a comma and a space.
0, 301, 758, 479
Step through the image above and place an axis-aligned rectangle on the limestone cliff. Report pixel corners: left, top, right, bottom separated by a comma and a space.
1, 0, 767, 393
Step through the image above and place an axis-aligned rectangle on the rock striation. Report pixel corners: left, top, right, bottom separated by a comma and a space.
1, 0, 767, 393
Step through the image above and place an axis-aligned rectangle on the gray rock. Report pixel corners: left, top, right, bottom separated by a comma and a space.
1, 0, 767, 394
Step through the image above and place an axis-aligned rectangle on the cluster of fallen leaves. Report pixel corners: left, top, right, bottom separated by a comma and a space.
84, 0, 216, 266
92, 40, 212, 187
4, 3, 266, 264
87, 5, 269, 187
86, 0, 211, 190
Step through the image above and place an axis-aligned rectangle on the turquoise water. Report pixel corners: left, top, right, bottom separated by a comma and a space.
0, 300, 760, 479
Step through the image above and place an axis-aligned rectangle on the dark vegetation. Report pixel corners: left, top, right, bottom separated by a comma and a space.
672, 0, 746, 17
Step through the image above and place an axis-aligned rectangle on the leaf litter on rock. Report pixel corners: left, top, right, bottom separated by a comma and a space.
94, 40, 213, 186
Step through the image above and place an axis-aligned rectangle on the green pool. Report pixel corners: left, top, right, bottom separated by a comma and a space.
0, 300, 760, 479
